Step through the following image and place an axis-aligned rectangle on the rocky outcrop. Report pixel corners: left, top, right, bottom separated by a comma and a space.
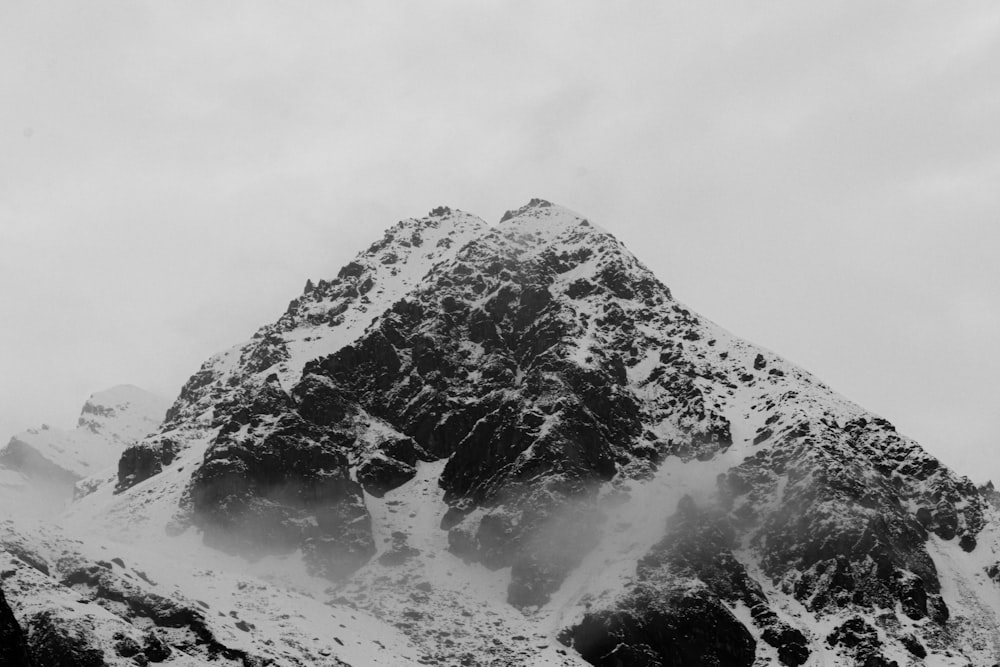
188, 379, 374, 578
721, 422, 961, 625
115, 438, 176, 492
562, 589, 756, 667
0, 586, 32, 667
564, 496, 809, 667
23, 611, 105, 667
826, 617, 898, 667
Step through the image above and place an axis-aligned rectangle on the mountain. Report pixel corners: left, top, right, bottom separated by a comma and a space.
0, 385, 169, 511
2, 201, 998, 666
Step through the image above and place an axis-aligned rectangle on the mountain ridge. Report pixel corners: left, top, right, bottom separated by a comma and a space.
3, 201, 997, 666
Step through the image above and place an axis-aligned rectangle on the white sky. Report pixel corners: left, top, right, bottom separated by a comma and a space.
2, 2, 998, 482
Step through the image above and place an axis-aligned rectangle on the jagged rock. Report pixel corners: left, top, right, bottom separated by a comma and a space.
561, 589, 756, 667
116, 439, 176, 493
357, 455, 416, 498
899, 633, 927, 658
826, 616, 898, 667
189, 407, 375, 578
607, 496, 809, 666
24, 611, 105, 667
292, 373, 353, 426
0, 586, 32, 667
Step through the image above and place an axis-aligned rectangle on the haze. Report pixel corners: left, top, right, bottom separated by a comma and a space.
1, 2, 998, 482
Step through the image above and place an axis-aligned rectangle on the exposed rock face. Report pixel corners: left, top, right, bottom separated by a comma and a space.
23, 611, 106, 667
563, 590, 756, 667
0, 586, 32, 667
69, 200, 997, 665
825, 616, 898, 667
115, 438, 177, 492
298, 202, 735, 604
720, 415, 974, 627
188, 380, 375, 578
564, 496, 808, 666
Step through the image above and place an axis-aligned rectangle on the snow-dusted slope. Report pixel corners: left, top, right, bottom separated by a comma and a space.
9, 200, 999, 666
0, 386, 168, 514
158, 207, 487, 430
0, 516, 424, 666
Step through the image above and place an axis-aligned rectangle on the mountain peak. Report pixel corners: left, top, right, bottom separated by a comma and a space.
77, 385, 168, 434
49, 202, 998, 667
499, 198, 605, 229
499, 197, 555, 222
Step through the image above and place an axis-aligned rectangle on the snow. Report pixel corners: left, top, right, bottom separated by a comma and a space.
1, 516, 424, 667
1, 385, 168, 480
4, 201, 997, 665
339, 461, 589, 666
926, 533, 1000, 664
274, 210, 488, 389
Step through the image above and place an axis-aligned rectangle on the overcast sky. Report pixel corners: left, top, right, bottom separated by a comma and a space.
2, 2, 998, 482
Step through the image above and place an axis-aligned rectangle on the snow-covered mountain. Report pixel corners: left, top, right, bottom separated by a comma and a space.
0, 385, 168, 512
2, 201, 998, 666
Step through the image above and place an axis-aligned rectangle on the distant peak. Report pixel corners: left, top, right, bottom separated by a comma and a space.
78, 385, 169, 431
494, 200, 606, 239
421, 207, 485, 228
84, 385, 162, 407
499, 198, 554, 223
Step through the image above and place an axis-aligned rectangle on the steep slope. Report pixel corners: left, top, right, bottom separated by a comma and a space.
0, 386, 168, 509
58, 200, 998, 666
109, 207, 487, 496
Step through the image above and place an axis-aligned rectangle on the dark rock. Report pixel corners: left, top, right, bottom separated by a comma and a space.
379, 436, 429, 466
4, 546, 49, 577
138, 632, 168, 663
0, 586, 32, 667
113, 633, 142, 658
337, 261, 366, 279
562, 589, 756, 667
440, 505, 472, 531
762, 624, 810, 667
826, 616, 898, 667
378, 533, 421, 567
116, 439, 177, 493
189, 411, 375, 579
25, 611, 104, 667
293, 374, 353, 426
826, 616, 877, 649
899, 633, 926, 658
357, 456, 416, 498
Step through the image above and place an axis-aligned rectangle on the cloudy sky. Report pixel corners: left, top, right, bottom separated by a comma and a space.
2, 2, 998, 481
